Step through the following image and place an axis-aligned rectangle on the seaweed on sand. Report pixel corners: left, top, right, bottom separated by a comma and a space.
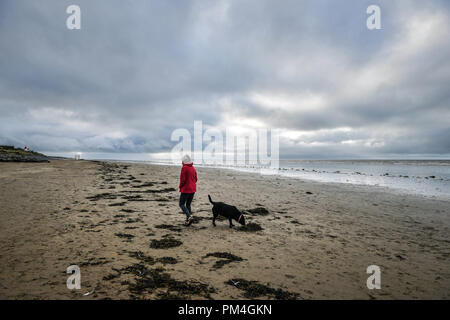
142, 187, 176, 193
155, 224, 182, 232
124, 217, 143, 224
203, 252, 243, 269
123, 194, 142, 200
103, 273, 120, 281
125, 266, 215, 299
109, 202, 127, 207
86, 193, 118, 201
153, 197, 169, 202
122, 195, 147, 201
129, 251, 178, 265
226, 278, 298, 300
121, 209, 136, 213
122, 263, 149, 276
132, 182, 156, 188
115, 233, 135, 240
238, 222, 263, 232
129, 251, 155, 264
156, 291, 186, 299
103, 268, 121, 281
79, 257, 109, 267
156, 257, 178, 265
245, 207, 270, 216
150, 238, 183, 249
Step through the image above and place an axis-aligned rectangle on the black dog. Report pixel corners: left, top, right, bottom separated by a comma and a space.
208, 195, 246, 228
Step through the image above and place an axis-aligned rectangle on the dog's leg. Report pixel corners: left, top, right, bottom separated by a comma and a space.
212, 211, 218, 227
229, 218, 234, 228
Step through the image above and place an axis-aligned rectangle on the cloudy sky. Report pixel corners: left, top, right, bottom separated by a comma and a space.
0, 0, 449, 159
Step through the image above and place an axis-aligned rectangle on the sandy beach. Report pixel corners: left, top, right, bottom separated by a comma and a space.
0, 159, 449, 300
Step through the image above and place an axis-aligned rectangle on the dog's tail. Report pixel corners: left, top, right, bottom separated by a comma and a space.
208, 194, 215, 205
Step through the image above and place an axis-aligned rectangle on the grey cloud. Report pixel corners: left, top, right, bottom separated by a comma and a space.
0, 0, 449, 158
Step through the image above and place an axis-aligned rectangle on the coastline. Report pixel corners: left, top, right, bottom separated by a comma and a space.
0, 159, 449, 299
98, 158, 450, 200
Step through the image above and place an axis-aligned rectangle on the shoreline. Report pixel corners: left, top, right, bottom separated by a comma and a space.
0, 159, 449, 299
100, 159, 450, 201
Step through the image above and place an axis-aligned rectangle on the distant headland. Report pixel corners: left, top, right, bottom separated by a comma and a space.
0, 145, 49, 162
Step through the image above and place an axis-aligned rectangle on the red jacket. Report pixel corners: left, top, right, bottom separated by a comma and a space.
179, 163, 197, 193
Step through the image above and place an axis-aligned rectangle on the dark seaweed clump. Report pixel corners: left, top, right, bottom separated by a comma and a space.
157, 257, 178, 265
129, 251, 178, 265
142, 187, 176, 193
150, 238, 183, 249
203, 252, 243, 269
156, 291, 186, 299
132, 182, 155, 188
238, 222, 263, 232
109, 202, 127, 207
122, 263, 149, 276
103, 270, 121, 281
124, 217, 142, 224
124, 265, 214, 299
87, 193, 117, 201
154, 197, 169, 202
129, 251, 155, 264
155, 224, 182, 232
79, 257, 109, 267
122, 195, 142, 200
245, 207, 270, 216
115, 233, 135, 240
226, 278, 298, 300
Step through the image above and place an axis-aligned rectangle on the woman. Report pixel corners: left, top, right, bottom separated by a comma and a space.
179, 154, 197, 226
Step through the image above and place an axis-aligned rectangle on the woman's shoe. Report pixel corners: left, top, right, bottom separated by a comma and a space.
185, 215, 194, 226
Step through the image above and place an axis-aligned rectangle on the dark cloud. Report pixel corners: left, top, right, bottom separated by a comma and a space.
0, 0, 449, 158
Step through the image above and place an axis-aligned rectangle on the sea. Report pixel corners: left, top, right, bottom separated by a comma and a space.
189, 159, 450, 199
46, 152, 450, 199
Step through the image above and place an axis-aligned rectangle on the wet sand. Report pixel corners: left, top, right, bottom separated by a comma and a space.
0, 160, 449, 299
